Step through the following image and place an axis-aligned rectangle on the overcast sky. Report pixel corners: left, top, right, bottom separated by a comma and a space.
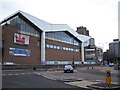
0, 0, 119, 51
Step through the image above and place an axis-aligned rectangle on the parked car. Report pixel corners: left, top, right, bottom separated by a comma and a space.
64, 65, 74, 73
3, 62, 16, 66
109, 63, 114, 67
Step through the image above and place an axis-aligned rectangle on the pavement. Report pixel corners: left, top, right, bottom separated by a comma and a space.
34, 66, 120, 89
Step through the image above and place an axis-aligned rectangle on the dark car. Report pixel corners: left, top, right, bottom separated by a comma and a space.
64, 65, 74, 73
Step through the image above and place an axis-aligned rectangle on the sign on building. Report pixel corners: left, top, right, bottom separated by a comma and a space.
9, 48, 31, 56
14, 33, 29, 45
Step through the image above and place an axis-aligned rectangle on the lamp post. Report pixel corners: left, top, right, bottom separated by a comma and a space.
72, 37, 75, 68
72, 36, 79, 68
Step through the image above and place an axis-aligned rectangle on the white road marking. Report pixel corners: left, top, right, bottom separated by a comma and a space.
2, 72, 33, 76
20, 73, 25, 75
65, 80, 98, 88
2, 74, 6, 76
8, 74, 13, 76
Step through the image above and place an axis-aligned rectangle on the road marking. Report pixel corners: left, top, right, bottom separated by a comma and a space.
65, 80, 98, 89
2, 72, 33, 76
8, 74, 13, 76
2, 74, 6, 76
20, 73, 25, 75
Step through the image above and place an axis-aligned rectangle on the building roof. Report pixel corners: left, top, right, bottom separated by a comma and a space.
0, 10, 92, 42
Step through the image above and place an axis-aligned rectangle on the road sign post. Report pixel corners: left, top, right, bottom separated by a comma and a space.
105, 70, 111, 87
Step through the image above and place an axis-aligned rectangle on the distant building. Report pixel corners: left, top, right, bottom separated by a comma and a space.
118, 1, 120, 41
0, 26, 2, 65
76, 26, 89, 36
109, 39, 120, 64
76, 26, 97, 64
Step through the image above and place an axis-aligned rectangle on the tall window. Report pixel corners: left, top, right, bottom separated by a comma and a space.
45, 31, 80, 46
8, 16, 40, 37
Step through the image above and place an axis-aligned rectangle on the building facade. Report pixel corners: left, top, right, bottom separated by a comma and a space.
109, 40, 120, 64
76, 26, 89, 36
1, 11, 94, 65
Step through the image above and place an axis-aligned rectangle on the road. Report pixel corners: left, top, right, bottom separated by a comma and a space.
2, 70, 90, 89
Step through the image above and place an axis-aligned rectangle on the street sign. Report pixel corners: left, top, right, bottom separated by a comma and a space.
105, 70, 111, 87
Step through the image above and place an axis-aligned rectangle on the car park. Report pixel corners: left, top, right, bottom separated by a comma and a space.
64, 65, 74, 73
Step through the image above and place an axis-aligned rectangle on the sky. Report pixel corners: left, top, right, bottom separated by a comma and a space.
0, 0, 119, 51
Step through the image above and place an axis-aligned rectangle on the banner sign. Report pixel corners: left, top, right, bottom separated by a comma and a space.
9, 48, 31, 56
14, 33, 29, 45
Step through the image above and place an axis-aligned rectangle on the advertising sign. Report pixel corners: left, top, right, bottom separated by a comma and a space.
14, 33, 29, 45
9, 48, 31, 56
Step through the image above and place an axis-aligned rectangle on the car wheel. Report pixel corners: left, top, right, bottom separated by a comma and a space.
71, 70, 73, 73
64, 70, 67, 73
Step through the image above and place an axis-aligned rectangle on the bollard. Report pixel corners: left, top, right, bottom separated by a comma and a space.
33, 67, 36, 70
87, 67, 89, 69
105, 70, 111, 87
92, 67, 93, 69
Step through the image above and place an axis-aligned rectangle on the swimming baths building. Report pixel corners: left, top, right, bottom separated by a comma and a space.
1, 10, 95, 65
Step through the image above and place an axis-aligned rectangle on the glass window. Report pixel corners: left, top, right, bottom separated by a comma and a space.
71, 48, 74, 51
49, 45, 53, 48
56, 46, 60, 49
63, 47, 66, 50
45, 31, 80, 46
53, 45, 57, 49
75, 49, 79, 52
9, 16, 39, 37
65, 47, 69, 51
68, 48, 71, 51
46, 44, 50, 48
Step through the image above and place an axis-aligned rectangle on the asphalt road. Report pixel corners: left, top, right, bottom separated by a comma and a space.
2, 70, 90, 89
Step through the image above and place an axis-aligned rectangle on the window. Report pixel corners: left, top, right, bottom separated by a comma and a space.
75, 49, 79, 52
37, 42, 40, 46
71, 48, 74, 51
63, 47, 66, 50
46, 44, 50, 48
9, 16, 40, 37
65, 47, 69, 51
56, 46, 60, 49
45, 31, 80, 46
49, 45, 53, 48
53, 45, 57, 49
68, 48, 71, 51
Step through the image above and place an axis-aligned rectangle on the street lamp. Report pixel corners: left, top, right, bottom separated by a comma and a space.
72, 36, 79, 68
72, 37, 75, 68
